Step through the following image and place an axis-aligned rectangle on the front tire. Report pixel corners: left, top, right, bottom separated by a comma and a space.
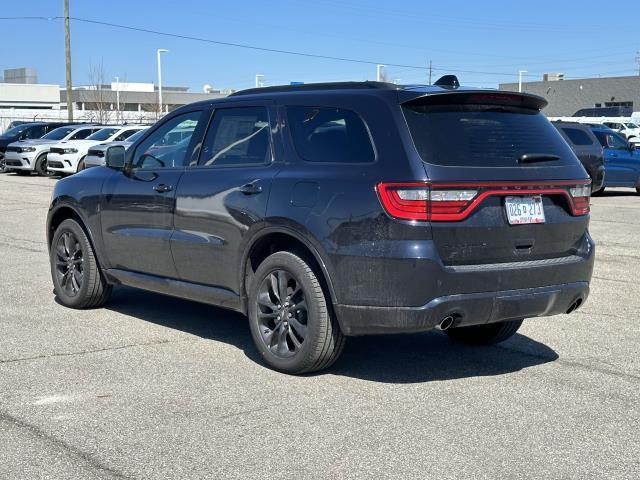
76, 157, 86, 173
445, 319, 523, 345
50, 218, 112, 309
35, 154, 53, 177
248, 251, 345, 374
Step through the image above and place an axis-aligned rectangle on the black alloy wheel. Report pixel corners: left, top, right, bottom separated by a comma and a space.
50, 218, 112, 309
248, 251, 345, 374
54, 230, 84, 297
256, 269, 308, 358
35, 154, 53, 177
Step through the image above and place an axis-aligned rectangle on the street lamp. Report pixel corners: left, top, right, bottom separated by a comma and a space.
518, 70, 528, 93
156, 49, 169, 115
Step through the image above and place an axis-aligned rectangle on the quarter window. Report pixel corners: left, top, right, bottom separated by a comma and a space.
197, 107, 271, 167
561, 128, 594, 146
286, 106, 375, 163
133, 111, 203, 169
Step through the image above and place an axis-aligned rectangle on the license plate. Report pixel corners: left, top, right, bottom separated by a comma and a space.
505, 196, 545, 225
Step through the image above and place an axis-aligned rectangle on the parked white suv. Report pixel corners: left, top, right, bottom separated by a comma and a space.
3, 125, 103, 176
47, 125, 147, 175
601, 121, 640, 142
84, 128, 149, 169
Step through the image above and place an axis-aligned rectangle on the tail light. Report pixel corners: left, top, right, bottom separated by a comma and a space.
569, 184, 591, 216
376, 180, 591, 222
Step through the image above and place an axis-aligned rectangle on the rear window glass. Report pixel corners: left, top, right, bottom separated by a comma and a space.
402, 104, 577, 167
287, 106, 375, 163
561, 127, 594, 146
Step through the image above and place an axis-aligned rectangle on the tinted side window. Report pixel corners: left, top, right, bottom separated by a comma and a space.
562, 128, 594, 146
114, 129, 139, 141
287, 106, 375, 163
133, 111, 203, 169
24, 125, 46, 139
197, 107, 271, 167
607, 133, 628, 150
70, 129, 93, 140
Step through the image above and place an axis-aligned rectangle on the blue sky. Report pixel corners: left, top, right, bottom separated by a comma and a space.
2, 0, 639, 92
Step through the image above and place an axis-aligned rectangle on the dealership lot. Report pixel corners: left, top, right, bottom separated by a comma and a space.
0, 174, 638, 479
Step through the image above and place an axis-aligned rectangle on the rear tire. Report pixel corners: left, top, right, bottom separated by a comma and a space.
248, 251, 345, 374
50, 218, 112, 309
35, 153, 53, 177
445, 319, 523, 345
0, 158, 7, 173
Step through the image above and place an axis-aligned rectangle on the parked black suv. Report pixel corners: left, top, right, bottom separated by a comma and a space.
47, 79, 595, 374
0, 122, 76, 172
552, 121, 605, 191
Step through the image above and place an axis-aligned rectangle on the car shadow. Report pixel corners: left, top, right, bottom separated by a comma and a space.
99, 286, 558, 384
595, 189, 637, 197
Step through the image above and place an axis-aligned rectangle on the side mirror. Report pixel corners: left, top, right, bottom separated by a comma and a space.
105, 145, 126, 170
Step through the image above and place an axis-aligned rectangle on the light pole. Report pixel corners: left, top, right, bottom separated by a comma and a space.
114, 76, 120, 119
518, 70, 528, 93
156, 49, 169, 115
255, 74, 264, 88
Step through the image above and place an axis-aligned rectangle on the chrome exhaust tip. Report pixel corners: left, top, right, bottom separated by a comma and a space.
436, 315, 455, 331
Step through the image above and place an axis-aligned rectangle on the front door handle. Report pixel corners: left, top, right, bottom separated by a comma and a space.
239, 183, 262, 195
153, 183, 173, 193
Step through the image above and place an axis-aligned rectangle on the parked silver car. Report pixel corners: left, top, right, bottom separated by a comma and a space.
83, 128, 149, 169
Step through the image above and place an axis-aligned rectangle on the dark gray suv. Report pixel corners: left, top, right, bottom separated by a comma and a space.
47, 79, 595, 374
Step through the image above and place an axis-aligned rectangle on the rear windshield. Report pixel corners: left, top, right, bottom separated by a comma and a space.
402, 104, 577, 167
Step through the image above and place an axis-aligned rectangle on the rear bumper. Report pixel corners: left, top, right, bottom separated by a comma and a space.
332, 232, 594, 335
336, 281, 589, 335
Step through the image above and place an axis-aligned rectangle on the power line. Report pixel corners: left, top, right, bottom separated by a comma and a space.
0, 15, 636, 82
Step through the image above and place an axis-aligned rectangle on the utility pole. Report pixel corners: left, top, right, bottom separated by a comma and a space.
64, 0, 73, 121
518, 70, 528, 93
428, 60, 432, 84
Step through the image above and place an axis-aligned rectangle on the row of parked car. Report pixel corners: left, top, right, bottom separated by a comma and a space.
2, 117, 638, 196
0, 122, 149, 176
551, 120, 640, 194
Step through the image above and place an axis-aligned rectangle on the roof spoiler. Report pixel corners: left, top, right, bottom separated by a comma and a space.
399, 90, 548, 111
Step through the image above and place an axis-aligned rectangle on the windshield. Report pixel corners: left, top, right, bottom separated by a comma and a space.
87, 128, 119, 141
42, 127, 76, 140
625, 123, 639, 129
125, 129, 146, 143
402, 104, 576, 167
1, 124, 30, 137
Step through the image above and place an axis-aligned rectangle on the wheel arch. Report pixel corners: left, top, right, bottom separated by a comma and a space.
241, 227, 338, 312
47, 203, 105, 269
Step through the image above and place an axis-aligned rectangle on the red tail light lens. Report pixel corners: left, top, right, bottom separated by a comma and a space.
377, 180, 591, 222
569, 184, 591, 215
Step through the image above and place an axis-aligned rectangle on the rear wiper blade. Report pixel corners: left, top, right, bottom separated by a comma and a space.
518, 153, 561, 164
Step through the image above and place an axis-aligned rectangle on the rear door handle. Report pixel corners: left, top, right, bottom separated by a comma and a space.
153, 183, 173, 193
239, 183, 262, 195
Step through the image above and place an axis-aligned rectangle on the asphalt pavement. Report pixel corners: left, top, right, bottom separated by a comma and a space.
0, 173, 638, 479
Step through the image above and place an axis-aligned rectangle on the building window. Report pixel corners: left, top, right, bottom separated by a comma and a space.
604, 101, 633, 108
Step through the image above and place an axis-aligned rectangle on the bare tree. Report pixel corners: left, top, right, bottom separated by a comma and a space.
81, 61, 113, 125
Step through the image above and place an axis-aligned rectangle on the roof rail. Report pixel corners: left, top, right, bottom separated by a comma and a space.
229, 81, 398, 97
